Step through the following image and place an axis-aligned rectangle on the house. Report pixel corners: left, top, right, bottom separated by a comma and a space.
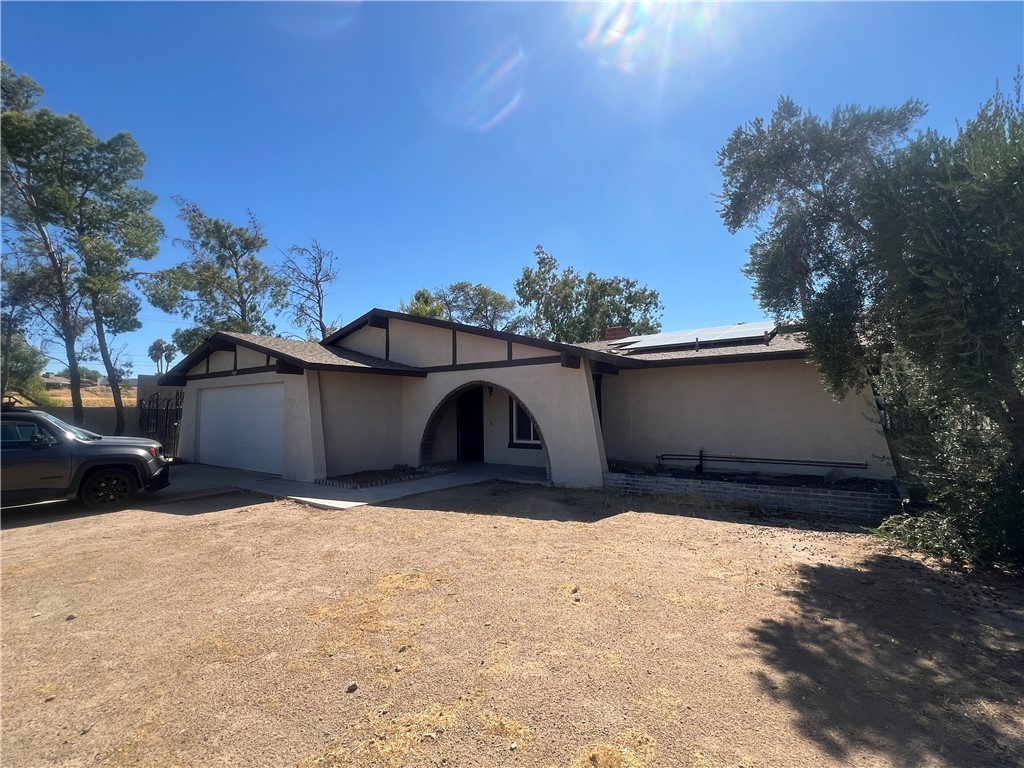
160, 309, 894, 487
41, 373, 98, 389
41, 374, 72, 390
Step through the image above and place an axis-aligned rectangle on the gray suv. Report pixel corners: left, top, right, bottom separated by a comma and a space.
1, 406, 171, 508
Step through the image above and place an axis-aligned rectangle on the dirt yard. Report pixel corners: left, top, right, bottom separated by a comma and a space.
2, 483, 1021, 768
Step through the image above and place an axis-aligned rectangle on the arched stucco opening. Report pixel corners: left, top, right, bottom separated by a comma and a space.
419, 380, 551, 480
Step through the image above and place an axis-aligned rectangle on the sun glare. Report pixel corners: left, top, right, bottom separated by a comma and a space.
572, 2, 724, 75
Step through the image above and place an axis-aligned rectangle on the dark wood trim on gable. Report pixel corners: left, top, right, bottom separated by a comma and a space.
507, 341, 512, 361
422, 355, 561, 373
276, 360, 304, 375
560, 353, 580, 369
187, 365, 277, 381
452, 329, 457, 365
324, 308, 642, 369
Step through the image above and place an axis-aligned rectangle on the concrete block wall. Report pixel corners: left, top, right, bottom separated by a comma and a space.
30, 406, 142, 437
604, 472, 901, 522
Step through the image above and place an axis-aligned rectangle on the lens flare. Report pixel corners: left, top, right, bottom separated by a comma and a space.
418, 36, 526, 133
572, 2, 724, 74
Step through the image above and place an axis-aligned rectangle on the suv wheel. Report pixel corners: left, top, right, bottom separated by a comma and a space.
81, 469, 138, 509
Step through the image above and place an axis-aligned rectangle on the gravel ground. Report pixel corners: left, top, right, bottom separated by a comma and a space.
2, 482, 1021, 768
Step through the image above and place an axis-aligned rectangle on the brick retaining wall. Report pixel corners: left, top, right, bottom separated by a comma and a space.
604, 472, 901, 521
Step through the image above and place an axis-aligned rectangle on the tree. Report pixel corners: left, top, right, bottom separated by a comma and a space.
400, 282, 526, 332
143, 199, 288, 354
434, 281, 527, 332
515, 245, 663, 343
718, 94, 928, 392
717, 77, 1023, 565
55, 365, 103, 381
148, 338, 177, 375
399, 288, 446, 319
1, 61, 161, 432
280, 238, 341, 340
1, 61, 42, 113
0, 325, 53, 404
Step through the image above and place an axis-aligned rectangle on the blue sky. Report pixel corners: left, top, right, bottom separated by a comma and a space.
2, 1, 1022, 377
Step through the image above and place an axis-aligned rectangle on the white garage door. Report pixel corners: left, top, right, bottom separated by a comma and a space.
198, 383, 285, 474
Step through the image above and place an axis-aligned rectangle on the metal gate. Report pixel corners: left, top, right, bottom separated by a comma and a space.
139, 390, 184, 458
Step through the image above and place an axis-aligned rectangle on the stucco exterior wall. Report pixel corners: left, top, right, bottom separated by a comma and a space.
432, 405, 457, 462
483, 391, 548, 468
237, 346, 268, 368
455, 332, 506, 365
388, 320, 452, 367
511, 342, 545, 360
208, 350, 234, 373
600, 359, 894, 479
339, 326, 387, 358
318, 371, 405, 476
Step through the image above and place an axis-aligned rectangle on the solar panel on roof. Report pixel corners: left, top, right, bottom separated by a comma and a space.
616, 322, 776, 351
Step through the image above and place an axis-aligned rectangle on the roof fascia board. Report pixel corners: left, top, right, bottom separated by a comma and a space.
634, 349, 808, 369
325, 308, 643, 368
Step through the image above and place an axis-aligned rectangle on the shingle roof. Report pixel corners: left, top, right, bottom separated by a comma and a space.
218, 332, 423, 373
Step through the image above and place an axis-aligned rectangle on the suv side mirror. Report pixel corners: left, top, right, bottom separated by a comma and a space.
31, 432, 55, 448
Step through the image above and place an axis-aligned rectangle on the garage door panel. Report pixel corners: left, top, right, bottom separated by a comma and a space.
199, 384, 284, 474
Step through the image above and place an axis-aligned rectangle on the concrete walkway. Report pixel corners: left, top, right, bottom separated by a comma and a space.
152, 462, 548, 510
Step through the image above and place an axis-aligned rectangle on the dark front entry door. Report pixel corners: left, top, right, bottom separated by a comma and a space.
456, 386, 484, 461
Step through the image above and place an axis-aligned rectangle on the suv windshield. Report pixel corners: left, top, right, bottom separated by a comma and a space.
34, 411, 102, 441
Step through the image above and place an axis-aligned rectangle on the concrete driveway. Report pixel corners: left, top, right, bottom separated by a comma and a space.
154, 461, 548, 510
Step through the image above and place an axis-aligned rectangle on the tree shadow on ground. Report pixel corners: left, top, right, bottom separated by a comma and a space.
750, 553, 1024, 767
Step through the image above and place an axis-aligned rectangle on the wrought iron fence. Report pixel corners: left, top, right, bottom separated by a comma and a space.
139, 390, 184, 458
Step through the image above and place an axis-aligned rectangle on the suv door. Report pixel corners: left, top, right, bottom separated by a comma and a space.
1, 415, 73, 504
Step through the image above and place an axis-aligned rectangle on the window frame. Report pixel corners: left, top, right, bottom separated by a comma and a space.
507, 396, 542, 450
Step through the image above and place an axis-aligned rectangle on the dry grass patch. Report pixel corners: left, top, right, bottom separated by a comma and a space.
478, 710, 534, 746
302, 701, 462, 768
664, 591, 726, 613
571, 730, 656, 768
202, 635, 266, 662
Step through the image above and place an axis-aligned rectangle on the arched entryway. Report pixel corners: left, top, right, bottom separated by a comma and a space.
419, 380, 550, 480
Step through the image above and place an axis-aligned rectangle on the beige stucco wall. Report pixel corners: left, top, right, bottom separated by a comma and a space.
339, 326, 387, 358
318, 371, 405, 476
484, 390, 548, 468
455, 331, 506, 365
511, 342, 546, 360
432, 405, 458, 462
177, 370, 325, 482
208, 350, 234, 373
388, 319, 452, 367
237, 346, 268, 368
600, 359, 894, 479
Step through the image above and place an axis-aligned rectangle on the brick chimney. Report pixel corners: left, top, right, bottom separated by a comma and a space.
604, 325, 630, 341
